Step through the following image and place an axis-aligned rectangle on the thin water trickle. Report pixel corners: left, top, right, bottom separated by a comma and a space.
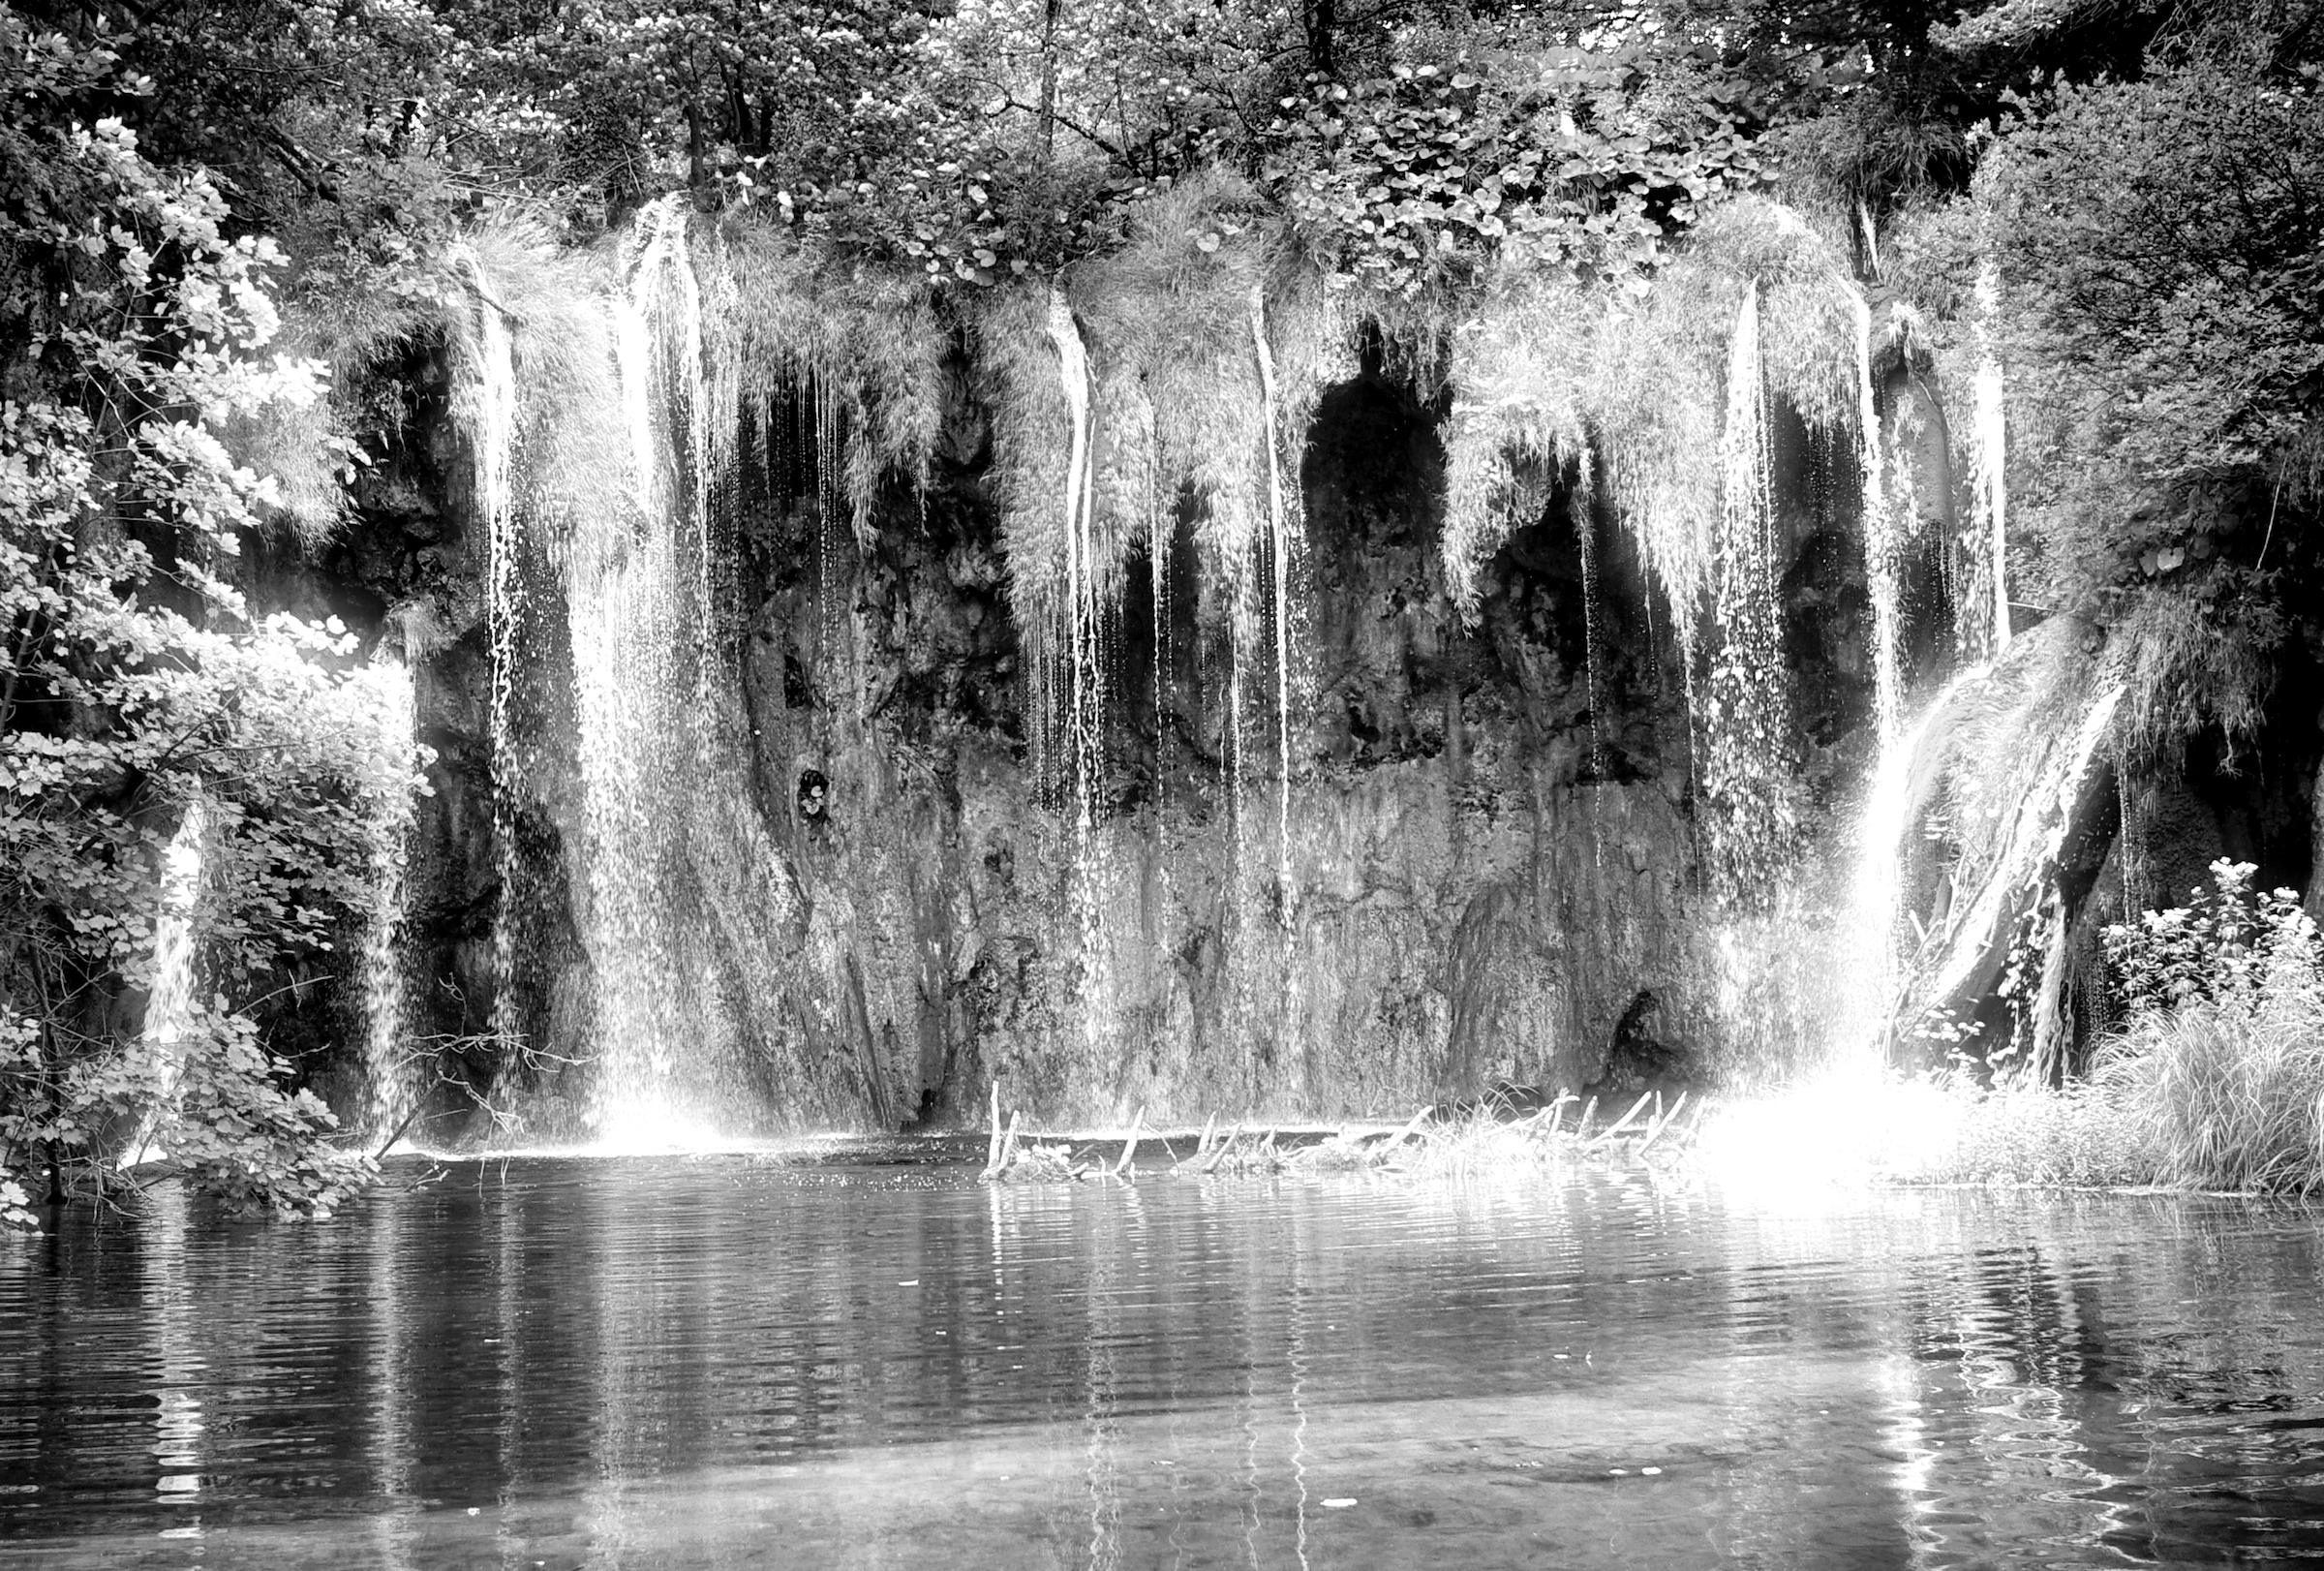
1250, 288, 1296, 932
464, 262, 524, 1057
1853, 293, 1902, 753
1572, 453, 1607, 783
1972, 268, 2012, 660
1047, 291, 1116, 1055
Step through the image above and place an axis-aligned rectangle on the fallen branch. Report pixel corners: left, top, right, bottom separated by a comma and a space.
1587, 1092, 1657, 1150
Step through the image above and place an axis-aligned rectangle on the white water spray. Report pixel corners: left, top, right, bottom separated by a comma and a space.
574, 196, 718, 1145
1845, 665, 1988, 1057
133, 800, 207, 1161
1249, 287, 1295, 930
464, 258, 524, 1055
1972, 270, 2012, 658
1854, 293, 1902, 752
1699, 282, 1795, 898
361, 658, 418, 1144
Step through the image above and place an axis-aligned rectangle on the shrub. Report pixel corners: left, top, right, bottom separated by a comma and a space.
1908, 1077, 2156, 1187
2088, 861, 2324, 1191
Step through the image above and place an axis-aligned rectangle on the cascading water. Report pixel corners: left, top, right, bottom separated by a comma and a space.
571, 196, 715, 1144
1249, 288, 1297, 929
1148, 465, 1176, 960
1970, 269, 2012, 660
1697, 282, 1796, 899
132, 799, 207, 1162
1047, 288, 1116, 1049
359, 658, 418, 1145
1573, 456, 1608, 781
462, 259, 525, 1055
1843, 666, 1989, 1056
1854, 293, 1902, 752
404, 199, 2069, 1132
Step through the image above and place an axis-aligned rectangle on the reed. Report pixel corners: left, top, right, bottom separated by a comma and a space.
2092, 993, 2324, 1191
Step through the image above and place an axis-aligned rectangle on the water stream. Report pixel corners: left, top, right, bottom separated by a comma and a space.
463, 262, 525, 1057
130, 801, 208, 1162
1972, 269, 2012, 660
359, 660, 418, 1144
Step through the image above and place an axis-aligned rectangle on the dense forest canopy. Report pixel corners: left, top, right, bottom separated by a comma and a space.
1, 0, 2319, 1217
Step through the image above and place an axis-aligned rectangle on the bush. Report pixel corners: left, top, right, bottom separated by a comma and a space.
1903, 862, 2324, 1192
1908, 1077, 2156, 1187
2089, 861, 2324, 1191
1, 20, 411, 1230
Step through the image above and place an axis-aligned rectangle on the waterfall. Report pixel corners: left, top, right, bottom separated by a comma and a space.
360, 657, 418, 1145
132, 800, 207, 1163
1854, 293, 1902, 751
1046, 289, 1116, 1047
1844, 666, 1988, 1056
1698, 282, 1795, 898
571, 195, 716, 1146
1573, 454, 1607, 780
1249, 287, 1295, 929
1048, 289, 1102, 838
1149, 463, 1175, 958
1972, 361, 2011, 655
1971, 269, 2012, 658
464, 259, 525, 1055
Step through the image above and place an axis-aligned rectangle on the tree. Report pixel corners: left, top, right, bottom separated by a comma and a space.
1, 8, 410, 1226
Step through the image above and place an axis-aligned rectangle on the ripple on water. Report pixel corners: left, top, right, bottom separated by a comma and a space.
6, 1161, 2324, 1567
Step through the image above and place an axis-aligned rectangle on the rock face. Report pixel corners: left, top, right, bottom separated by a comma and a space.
273, 323, 1899, 1142
1881, 619, 2323, 1080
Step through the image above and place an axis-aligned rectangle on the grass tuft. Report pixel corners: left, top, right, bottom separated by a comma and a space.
2091, 998, 2324, 1190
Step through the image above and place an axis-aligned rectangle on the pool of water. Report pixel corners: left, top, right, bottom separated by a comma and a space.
5, 1149, 2324, 1567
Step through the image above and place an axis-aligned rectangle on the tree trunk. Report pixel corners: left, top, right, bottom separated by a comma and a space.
1304, 0, 1335, 75
2306, 755, 2324, 923
1037, 0, 1061, 169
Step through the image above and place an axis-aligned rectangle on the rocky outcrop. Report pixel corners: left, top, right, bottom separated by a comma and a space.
259, 317, 1924, 1140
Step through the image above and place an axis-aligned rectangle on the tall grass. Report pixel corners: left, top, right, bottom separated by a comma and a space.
1913, 863, 2324, 1192
1906, 1079, 2156, 1187
2086, 867, 2324, 1190
2091, 997, 2324, 1189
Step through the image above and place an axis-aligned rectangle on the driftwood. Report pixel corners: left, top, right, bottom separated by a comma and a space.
974, 1092, 1708, 1186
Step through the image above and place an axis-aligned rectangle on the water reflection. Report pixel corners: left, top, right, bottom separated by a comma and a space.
7, 1164, 2324, 1567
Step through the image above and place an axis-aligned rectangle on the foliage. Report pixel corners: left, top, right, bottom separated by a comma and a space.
1907, 1075, 2156, 1186
1267, 46, 1768, 299
2111, 582, 2287, 756
1438, 194, 1858, 623
1982, 56, 2324, 506
1, 15, 415, 1228
1901, 857, 2324, 1193
159, 1003, 375, 1216
2090, 996, 2324, 1192
2100, 859, 2322, 1019
2088, 861, 2324, 1191
1878, 6, 2322, 752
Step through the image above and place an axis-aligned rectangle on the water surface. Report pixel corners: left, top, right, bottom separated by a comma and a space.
6, 1150, 2324, 1567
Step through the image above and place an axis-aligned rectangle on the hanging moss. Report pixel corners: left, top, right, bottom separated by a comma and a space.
1438, 195, 1861, 638
471, 226, 625, 562
702, 212, 949, 547
233, 232, 488, 547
